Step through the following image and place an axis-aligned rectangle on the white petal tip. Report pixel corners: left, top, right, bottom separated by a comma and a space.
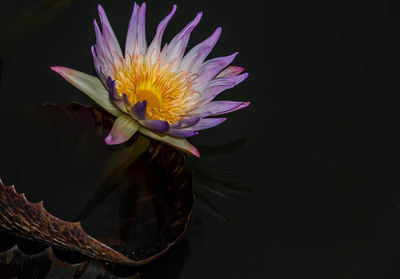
104, 134, 115, 145
50, 66, 76, 80
185, 139, 200, 157
50, 66, 67, 74
105, 133, 126, 145
192, 147, 200, 157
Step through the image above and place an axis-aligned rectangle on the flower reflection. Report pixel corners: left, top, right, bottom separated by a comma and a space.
0, 102, 252, 277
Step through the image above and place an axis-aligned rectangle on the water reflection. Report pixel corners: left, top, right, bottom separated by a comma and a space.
77, 134, 193, 264
0, 103, 194, 277
0, 233, 189, 278
187, 148, 253, 222
0, 103, 251, 277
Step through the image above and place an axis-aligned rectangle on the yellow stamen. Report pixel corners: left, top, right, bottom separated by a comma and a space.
113, 56, 197, 123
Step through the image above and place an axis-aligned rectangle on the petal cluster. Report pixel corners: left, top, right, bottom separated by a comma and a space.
51, 3, 249, 157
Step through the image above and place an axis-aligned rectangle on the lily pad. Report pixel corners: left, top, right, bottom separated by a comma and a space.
0, 245, 140, 278
0, 178, 134, 264
0, 103, 194, 265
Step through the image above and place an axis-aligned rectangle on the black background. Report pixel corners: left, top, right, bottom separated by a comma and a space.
2, 0, 400, 278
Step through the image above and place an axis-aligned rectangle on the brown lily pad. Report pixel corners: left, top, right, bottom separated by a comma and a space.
0, 178, 135, 264
78, 134, 194, 264
0, 245, 140, 278
0, 103, 194, 265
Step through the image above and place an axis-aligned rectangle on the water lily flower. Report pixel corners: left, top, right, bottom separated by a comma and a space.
51, 3, 249, 157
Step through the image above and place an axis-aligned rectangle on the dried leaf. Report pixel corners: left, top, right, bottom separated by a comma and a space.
0, 103, 194, 265
0, 179, 135, 265
82, 137, 194, 263
0, 245, 140, 278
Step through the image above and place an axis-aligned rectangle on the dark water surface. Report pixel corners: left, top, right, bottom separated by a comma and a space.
2, 0, 400, 278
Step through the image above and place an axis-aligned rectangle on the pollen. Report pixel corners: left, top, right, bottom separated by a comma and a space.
113, 56, 198, 123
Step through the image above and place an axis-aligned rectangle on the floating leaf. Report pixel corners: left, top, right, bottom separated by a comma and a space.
0, 103, 194, 266
0, 244, 140, 278
0, 179, 135, 264
80, 135, 194, 263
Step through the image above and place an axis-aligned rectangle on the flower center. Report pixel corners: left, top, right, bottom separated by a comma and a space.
135, 89, 160, 108
113, 55, 199, 124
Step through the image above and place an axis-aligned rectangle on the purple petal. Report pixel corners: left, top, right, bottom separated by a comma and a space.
180, 27, 222, 73
130, 100, 147, 120
106, 76, 113, 91
192, 52, 238, 91
191, 101, 250, 117
105, 77, 126, 112
168, 129, 199, 138
91, 46, 107, 83
93, 20, 115, 77
92, 6, 123, 80
217, 66, 245, 78
161, 12, 202, 69
93, 20, 106, 57
170, 122, 181, 129
146, 5, 176, 64
182, 118, 226, 131
181, 117, 200, 128
122, 94, 130, 106
125, 3, 139, 56
171, 117, 200, 129
97, 4, 123, 58
198, 73, 249, 105
140, 119, 170, 133
105, 115, 139, 145
125, 3, 147, 58
106, 77, 120, 100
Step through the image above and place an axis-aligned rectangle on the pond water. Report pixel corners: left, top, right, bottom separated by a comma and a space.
1, 0, 400, 278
